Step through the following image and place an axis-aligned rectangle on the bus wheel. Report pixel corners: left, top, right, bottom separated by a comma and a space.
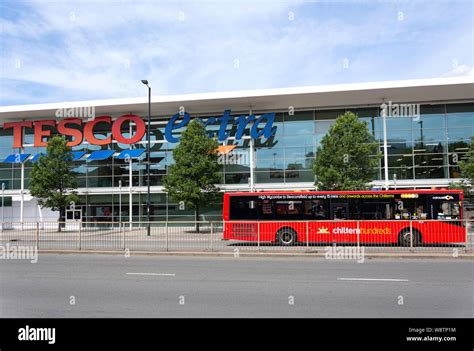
277, 228, 297, 246
398, 229, 420, 247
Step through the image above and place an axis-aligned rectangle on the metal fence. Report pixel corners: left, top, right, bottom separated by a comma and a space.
0, 220, 472, 254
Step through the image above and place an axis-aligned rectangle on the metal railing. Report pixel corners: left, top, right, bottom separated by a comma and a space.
0, 219, 472, 254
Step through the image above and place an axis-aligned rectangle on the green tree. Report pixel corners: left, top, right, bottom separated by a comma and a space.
449, 136, 474, 200
459, 137, 474, 186
163, 119, 222, 232
29, 136, 79, 231
313, 111, 380, 190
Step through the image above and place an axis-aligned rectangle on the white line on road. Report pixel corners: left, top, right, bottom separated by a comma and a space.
127, 273, 176, 276
337, 278, 409, 282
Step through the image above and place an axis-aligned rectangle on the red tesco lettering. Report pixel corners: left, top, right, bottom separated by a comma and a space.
2, 114, 146, 148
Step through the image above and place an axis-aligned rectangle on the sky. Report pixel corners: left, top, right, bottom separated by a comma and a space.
0, 0, 473, 106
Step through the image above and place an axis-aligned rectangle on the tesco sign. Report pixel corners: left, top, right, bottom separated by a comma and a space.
2, 109, 276, 148
3, 114, 145, 148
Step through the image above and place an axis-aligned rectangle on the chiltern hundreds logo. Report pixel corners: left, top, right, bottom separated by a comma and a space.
317, 226, 391, 235
432, 195, 454, 200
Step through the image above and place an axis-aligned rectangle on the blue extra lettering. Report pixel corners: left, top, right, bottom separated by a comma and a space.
164, 110, 276, 143
250, 112, 276, 139
165, 112, 191, 143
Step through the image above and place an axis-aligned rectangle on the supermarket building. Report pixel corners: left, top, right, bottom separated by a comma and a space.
0, 77, 472, 222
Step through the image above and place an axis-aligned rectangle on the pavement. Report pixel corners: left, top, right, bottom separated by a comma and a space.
0, 254, 472, 318
1, 226, 473, 254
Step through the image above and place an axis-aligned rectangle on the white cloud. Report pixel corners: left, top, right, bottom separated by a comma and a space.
0, 0, 472, 105
441, 64, 474, 77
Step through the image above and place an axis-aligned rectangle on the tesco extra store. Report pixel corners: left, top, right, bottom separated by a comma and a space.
0, 77, 473, 223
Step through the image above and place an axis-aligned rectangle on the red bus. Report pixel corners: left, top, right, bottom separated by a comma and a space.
223, 190, 466, 246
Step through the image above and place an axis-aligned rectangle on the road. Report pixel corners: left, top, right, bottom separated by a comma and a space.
0, 254, 473, 318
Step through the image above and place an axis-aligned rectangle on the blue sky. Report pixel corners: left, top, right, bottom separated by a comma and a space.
0, 0, 472, 106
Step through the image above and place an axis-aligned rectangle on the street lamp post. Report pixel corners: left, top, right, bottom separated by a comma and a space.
382, 102, 389, 190
1, 182, 4, 232
141, 80, 151, 236
118, 180, 122, 225
248, 107, 255, 192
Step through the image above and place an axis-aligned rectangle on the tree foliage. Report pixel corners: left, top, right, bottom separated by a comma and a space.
163, 119, 222, 230
313, 111, 380, 190
28, 136, 79, 227
449, 136, 474, 200
459, 137, 474, 186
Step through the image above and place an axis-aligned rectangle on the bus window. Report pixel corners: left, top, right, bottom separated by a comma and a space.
308, 200, 329, 220
360, 201, 391, 220
393, 199, 421, 220
413, 205, 428, 220
331, 203, 348, 220
229, 196, 259, 220
275, 201, 304, 218
261, 200, 274, 217
437, 202, 460, 220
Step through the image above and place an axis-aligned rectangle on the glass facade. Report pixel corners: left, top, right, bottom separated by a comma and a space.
0, 102, 472, 222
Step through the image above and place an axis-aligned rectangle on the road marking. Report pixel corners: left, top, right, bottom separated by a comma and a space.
337, 278, 409, 282
127, 273, 176, 276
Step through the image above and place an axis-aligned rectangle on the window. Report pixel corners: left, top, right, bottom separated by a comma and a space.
279, 134, 314, 148
331, 203, 348, 220
414, 166, 447, 179
446, 103, 474, 128
275, 201, 302, 216
0, 196, 12, 207
256, 147, 284, 159
229, 197, 258, 220
306, 200, 329, 219
285, 171, 314, 183
447, 128, 474, 144
283, 111, 314, 122
225, 173, 249, 184
283, 120, 315, 135
316, 109, 345, 120
259, 199, 274, 218
346, 198, 393, 220
435, 201, 460, 220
